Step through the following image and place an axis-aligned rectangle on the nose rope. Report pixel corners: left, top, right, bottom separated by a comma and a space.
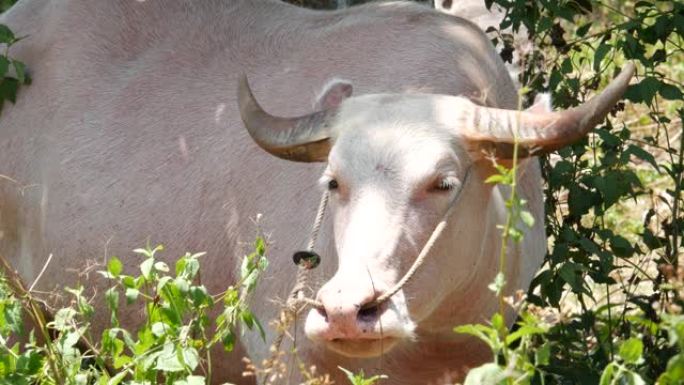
289, 191, 330, 309
269, 191, 330, 359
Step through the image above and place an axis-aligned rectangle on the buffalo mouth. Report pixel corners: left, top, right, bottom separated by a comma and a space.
303, 292, 416, 358
326, 336, 400, 358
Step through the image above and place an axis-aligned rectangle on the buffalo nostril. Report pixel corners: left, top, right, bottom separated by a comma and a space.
357, 303, 380, 323
317, 307, 328, 322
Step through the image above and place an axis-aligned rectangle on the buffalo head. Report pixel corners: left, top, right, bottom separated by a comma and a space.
237, 64, 634, 357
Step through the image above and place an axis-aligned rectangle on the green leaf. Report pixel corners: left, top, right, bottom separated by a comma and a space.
505, 324, 546, 345
597, 129, 621, 147
255, 236, 266, 257
105, 287, 119, 312
133, 248, 151, 257
108, 256, 123, 277
154, 261, 169, 273
15, 350, 43, 376
113, 354, 132, 369
491, 313, 505, 334
125, 288, 139, 303
75, 374, 89, 385
151, 322, 169, 337
174, 277, 189, 293
576, 22, 591, 37
593, 43, 611, 72
61, 331, 81, 355
464, 363, 505, 385
485, 174, 506, 184
221, 330, 235, 352
660, 83, 683, 100
599, 362, 617, 385
181, 347, 200, 371
189, 285, 211, 307
642, 228, 664, 250
626, 144, 658, 169
0, 25, 15, 44
520, 210, 535, 228
454, 324, 498, 350
11, 60, 25, 84
561, 58, 573, 74
253, 315, 266, 341
660, 354, 684, 384
0, 77, 19, 103
155, 343, 184, 372
579, 237, 599, 254
536, 342, 551, 365
487, 272, 506, 295
559, 262, 585, 293
1, 297, 23, 336
52, 308, 77, 331
156, 276, 172, 292
634, 1, 652, 9
610, 235, 634, 257
121, 275, 136, 288
107, 371, 129, 385
624, 76, 660, 105
339, 366, 357, 383
174, 376, 206, 385
183, 257, 200, 278
0, 56, 9, 78
140, 257, 154, 280
338, 366, 387, 385
241, 309, 255, 329
568, 185, 595, 217
619, 338, 644, 364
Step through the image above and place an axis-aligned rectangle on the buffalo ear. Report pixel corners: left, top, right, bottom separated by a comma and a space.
315, 79, 353, 110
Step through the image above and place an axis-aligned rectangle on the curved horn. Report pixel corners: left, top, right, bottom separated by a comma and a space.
463, 63, 636, 158
237, 75, 335, 162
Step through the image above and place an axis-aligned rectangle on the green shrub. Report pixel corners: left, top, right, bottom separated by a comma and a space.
0, 23, 29, 115
454, 1, 684, 384
0, 238, 268, 385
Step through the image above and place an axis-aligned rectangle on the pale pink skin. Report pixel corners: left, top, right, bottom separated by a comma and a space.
0, 1, 545, 384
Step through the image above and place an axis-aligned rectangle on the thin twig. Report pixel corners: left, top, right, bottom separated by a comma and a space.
29, 253, 53, 292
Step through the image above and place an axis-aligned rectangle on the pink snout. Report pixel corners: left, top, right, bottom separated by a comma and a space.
310, 281, 384, 340
304, 277, 415, 357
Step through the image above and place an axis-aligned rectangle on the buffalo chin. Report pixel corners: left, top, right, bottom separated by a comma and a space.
326, 337, 399, 358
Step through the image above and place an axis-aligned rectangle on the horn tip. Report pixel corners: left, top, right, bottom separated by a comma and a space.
621, 62, 636, 81
624, 61, 636, 73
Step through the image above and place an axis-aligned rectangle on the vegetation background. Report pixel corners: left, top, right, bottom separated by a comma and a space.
0, 0, 683, 384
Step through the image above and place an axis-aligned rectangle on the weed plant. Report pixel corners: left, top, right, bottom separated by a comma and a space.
0, 239, 268, 385
454, 1, 684, 384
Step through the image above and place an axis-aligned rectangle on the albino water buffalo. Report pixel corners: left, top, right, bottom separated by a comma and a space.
0, 0, 632, 384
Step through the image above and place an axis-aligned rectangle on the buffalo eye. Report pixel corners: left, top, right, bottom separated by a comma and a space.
433, 177, 458, 192
328, 179, 339, 190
